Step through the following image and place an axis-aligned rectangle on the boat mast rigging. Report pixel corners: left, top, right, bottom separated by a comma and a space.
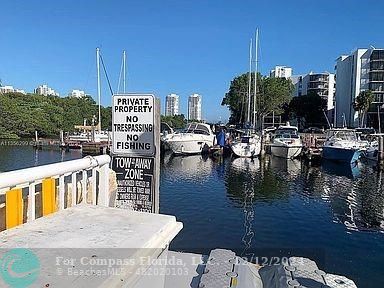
252, 29, 259, 130
117, 50, 127, 94
96, 48, 102, 132
247, 38, 252, 125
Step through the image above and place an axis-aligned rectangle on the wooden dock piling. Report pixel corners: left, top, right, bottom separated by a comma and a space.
379, 136, 384, 168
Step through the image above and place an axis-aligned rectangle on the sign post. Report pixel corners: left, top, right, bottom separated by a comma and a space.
112, 94, 160, 213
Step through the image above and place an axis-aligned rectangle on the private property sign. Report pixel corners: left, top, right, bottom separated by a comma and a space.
112, 94, 155, 155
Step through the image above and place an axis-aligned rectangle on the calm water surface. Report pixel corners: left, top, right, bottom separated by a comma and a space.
160, 153, 384, 288
1, 146, 383, 287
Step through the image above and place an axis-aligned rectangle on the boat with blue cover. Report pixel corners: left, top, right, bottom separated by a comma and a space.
322, 128, 363, 163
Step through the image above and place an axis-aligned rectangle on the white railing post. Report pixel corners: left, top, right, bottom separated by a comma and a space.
91, 168, 97, 205
59, 176, 65, 210
98, 163, 110, 207
71, 172, 77, 207
81, 170, 87, 204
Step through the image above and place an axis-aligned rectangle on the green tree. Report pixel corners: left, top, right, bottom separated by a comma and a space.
0, 92, 111, 138
287, 91, 328, 128
221, 73, 251, 124
160, 114, 187, 129
353, 90, 374, 127
221, 73, 293, 125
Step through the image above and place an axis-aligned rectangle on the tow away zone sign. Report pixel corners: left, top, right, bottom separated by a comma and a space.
112, 94, 155, 155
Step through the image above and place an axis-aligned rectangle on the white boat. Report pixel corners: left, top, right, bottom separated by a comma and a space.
360, 133, 384, 161
165, 123, 215, 155
322, 128, 362, 163
230, 133, 261, 158
68, 130, 111, 143
270, 124, 303, 159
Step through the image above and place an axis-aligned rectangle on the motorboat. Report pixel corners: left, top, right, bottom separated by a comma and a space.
230, 132, 261, 158
322, 128, 363, 163
165, 123, 215, 155
67, 130, 111, 143
270, 124, 303, 159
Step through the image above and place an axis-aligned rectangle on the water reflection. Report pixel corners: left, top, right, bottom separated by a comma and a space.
342, 169, 384, 232
322, 160, 361, 179
268, 156, 301, 179
161, 153, 213, 182
311, 161, 384, 233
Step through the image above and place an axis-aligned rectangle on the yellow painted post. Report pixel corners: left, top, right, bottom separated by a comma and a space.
42, 178, 57, 215
6, 188, 23, 229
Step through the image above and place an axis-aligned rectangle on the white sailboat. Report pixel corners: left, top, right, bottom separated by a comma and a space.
230, 31, 261, 158
230, 132, 261, 157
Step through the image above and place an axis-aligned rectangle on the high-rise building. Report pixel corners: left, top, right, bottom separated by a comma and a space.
68, 89, 86, 98
270, 66, 292, 78
165, 93, 179, 116
188, 93, 202, 121
34, 84, 59, 96
293, 72, 336, 112
335, 48, 384, 128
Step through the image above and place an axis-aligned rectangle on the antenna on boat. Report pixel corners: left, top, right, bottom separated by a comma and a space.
247, 38, 252, 125
96, 47, 102, 132
252, 29, 259, 130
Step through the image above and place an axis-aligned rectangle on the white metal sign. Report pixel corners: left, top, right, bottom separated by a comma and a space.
112, 94, 155, 155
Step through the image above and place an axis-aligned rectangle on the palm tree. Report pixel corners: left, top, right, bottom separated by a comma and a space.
353, 90, 374, 127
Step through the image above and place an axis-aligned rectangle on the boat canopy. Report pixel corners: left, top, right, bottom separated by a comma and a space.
186, 123, 212, 135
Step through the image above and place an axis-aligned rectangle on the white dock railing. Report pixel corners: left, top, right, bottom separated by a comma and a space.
0, 155, 111, 230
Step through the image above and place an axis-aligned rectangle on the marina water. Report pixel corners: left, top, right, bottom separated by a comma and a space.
1, 146, 384, 287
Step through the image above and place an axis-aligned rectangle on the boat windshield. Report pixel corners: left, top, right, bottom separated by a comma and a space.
186, 123, 211, 135
275, 128, 299, 139
328, 130, 357, 141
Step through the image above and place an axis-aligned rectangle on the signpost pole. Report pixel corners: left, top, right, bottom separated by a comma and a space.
154, 98, 160, 213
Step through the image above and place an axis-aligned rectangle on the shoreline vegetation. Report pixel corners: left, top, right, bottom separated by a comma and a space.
0, 92, 112, 139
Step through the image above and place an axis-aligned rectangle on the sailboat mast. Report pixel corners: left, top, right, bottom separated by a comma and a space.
123, 50, 126, 93
253, 29, 259, 129
96, 48, 102, 132
247, 38, 252, 124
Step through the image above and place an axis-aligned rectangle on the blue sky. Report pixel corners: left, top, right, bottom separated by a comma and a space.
1, 0, 383, 122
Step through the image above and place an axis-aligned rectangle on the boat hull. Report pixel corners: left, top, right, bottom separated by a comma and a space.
166, 135, 215, 155
230, 142, 261, 158
270, 145, 302, 159
322, 146, 361, 163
